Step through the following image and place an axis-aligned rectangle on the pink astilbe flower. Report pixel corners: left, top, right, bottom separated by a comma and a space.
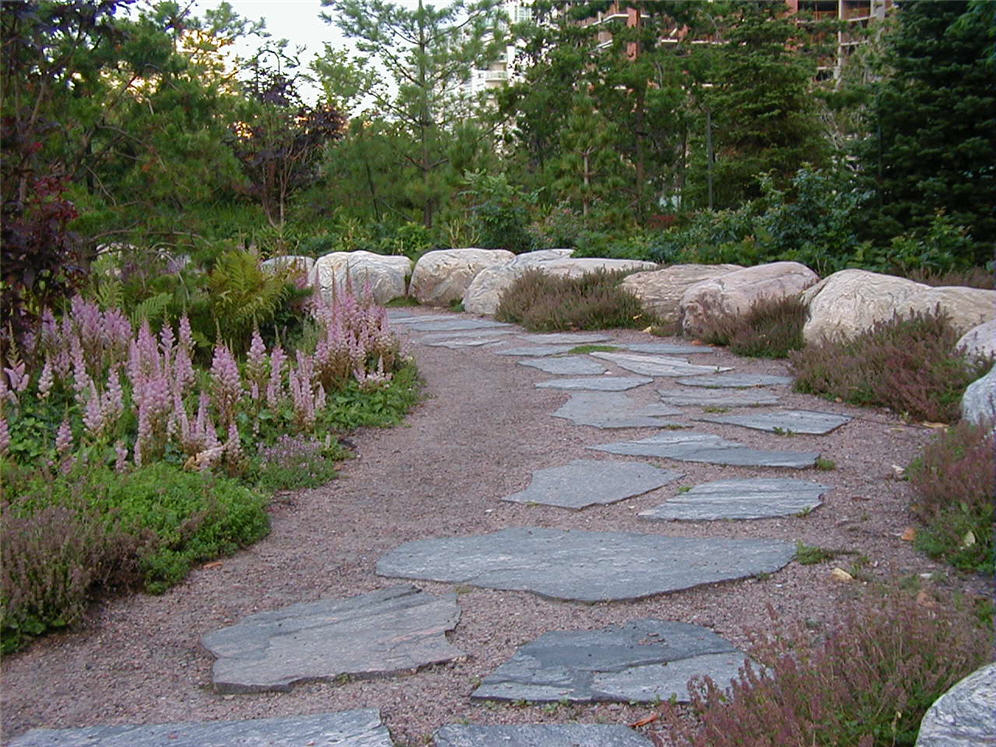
289, 351, 317, 430
246, 329, 268, 401
224, 422, 243, 465
209, 343, 242, 428
56, 419, 74, 455
129, 320, 162, 389
266, 346, 286, 407
101, 366, 124, 427
114, 441, 129, 473
82, 382, 106, 437
0, 415, 9, 455
4, 360, 29, 394
172, 343, 196, 397
38, 359, 54, 399
134, 374, 171, 465
177, 315, 195, 353
159, 324, 175, 364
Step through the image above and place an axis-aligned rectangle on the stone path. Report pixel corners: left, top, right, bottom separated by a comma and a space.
15, 308, 884, 746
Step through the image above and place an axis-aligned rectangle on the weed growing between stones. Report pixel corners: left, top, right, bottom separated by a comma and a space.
794, 542, 853, 565
657, 584, 992, 746
906, 419, 994, 573
496, 268, 650, 332
790, 309, 992, 423
695, 295, 807, 359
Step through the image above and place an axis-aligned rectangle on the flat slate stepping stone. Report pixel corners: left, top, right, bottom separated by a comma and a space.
495, 344, 578, 357
695, 409, 851, 435
472, 619, 746, 705
9, 710, 391, 747
623, 342, 716, 355
658, 388, 780, 408
434, 723, 653, 746
376, 528, 795, 602
518, 356, 609, 375
421, 328, 518, 339
591, 351, 731, 378
536, 376, 653, 392
502, 459, 682, 510
676, 373, 793, 388
387, 312, 456, 324
410, 318, 512, 332
201, 585, 463, 694
589, 431, 819, 469
553, 391, 683, 429
517, 333, 613, 344
423, 337, 506, 348
640, 478, 830, 521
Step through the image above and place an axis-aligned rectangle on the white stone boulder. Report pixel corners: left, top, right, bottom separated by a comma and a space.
541, 256, 658, 279
961, 365, 996, 426
802, 269, 996, 344
679, 261, 819, 338
462, 249, 574, 315
916, 662, 996, 746
956, 319, 996, 362
621, 264, 742, 330
311, 251, 412, 306
410, 248, 515, 307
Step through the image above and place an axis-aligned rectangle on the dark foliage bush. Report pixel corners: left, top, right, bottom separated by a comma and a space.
659, 585, 992, 746
790, 309, 992, 423
907, 420, 995, 573
495, 268, 649, 332
1, 462, 269, 651
695, 295, 806, 359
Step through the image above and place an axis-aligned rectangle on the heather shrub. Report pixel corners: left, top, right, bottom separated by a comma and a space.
907, 420, 995, 573
695, 295, 806, 359
495, 268, 650, 332
253, 435, 342, 492
790, 309, 992, 423
659, 585, 992, 746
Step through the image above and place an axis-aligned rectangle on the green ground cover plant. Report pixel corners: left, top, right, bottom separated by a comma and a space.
907, 420, 995, 574
495, 268, 650, 332
790, 309, 991, 423
695, 295, 806, 359
658, 584, 992, 746
0, 279, 419, 652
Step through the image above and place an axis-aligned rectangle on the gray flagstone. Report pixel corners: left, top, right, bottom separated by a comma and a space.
516, 333, 613, 344
201, 585, 463, 694
410, 318, 513, 332
658, 388, 781, 407
495, 344, 579, 357
376, 527, 796, 602
433, 724, 653, 746
591, 351, 731, 377
676, 373, 793, 388
553, 391, 684, 428
423, 337, 507, 348
472, 619, 746, 704
589, 431, 819, 468
694, 410, 851, 435
501, 459, 682, 509
9, 710, 392, 747
536, 376, 653, 391
623, 342, 716, 355
518, 356, 609, 375
640, 478, 830, 521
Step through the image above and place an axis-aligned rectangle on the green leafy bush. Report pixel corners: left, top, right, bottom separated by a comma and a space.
790, 309, 992, 423
253, 435, 343, 492
659, 585, 992, 746
463, 171, 535, 253
496, 268, 649, 332
1, 462, 269, 650
695, 295, 806, 359
907, 420, 995, 574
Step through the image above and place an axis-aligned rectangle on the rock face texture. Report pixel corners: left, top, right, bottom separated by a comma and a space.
915, 662, 996, 746
680, 261, 819, 338
434, 724, 653, 746
801, 269, 996, 344
9, 710, 393, 747
957, 320, 996, 362
590, 351, 732, 377
471, 619, 746, 704
409, 248, 515, 306
694, 409, 851, 435
260, 255, 314, 278
461, 249, 574, 315
961, 365, 996, 426
640, 478, 829, 521
590, 431, 818, 468
311, 250, 411, 305
621, 264, 741, 329
201, 585, 463, 694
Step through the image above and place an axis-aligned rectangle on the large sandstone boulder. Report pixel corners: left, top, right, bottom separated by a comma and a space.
961, 365, 996, 426
679, 261, 819, 338
461, 249, 573, 315
956, 320, 996, 362
802, 269, 996, 344
916, 662, 996, 746
409, 248, 514, 306
621, 264, 742, 330
311, 251, 412, 306
261, 255, 314, 278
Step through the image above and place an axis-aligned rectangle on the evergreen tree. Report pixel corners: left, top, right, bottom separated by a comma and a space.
858, 0, 995, 261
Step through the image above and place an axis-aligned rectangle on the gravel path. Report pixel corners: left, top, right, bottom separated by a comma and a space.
0, 310, 979, 745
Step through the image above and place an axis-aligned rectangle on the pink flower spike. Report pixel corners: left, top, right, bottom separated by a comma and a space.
56, 419, 74, 455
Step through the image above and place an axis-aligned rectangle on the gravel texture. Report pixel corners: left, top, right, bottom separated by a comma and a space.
0, 310, 985, 746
